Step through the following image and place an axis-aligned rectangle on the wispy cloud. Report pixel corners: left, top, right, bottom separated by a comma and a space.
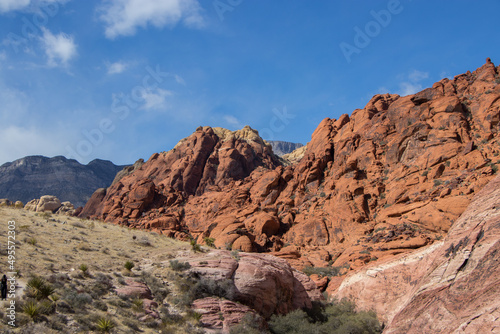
40, 28, 77, 67
397, 70, 430, 96
107, 61, 128, 75
0, 125, 65, 163
99, 0, 205, 39
399, 82, 424, 96
223, 115, 241, 128
408, 70, 429, 82
140, 88, 172, 111
0, 0, 68, 14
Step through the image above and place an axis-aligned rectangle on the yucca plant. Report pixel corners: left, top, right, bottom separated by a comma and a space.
27, 276, 54, 300
22, 300, 40, 320
132, 298, 144, 312
96, 317, 115, 333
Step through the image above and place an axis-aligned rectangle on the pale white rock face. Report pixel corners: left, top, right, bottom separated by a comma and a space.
332, 174, 500, 334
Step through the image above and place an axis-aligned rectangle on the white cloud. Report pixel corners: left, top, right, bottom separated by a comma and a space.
174, 74, 185, 85
0, 125, 65, 164
408, 70, 429, 82
107, 61, 128, 74
0, 0, 68, 13
396, 70, 430, 96
399, 82, 423, 96
140, 88, 172, 110
40, 27, 77, 67
223, 115, 241, 128
99, 0, 204, 39
0, 0, 30, 13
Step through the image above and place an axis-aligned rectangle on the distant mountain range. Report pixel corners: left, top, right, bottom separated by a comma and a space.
267, 140, 304, 156
0, 156, 127, 207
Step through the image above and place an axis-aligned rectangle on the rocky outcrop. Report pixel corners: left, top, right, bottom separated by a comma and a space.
0, 156, 126, 207
24, 196, 77, 215
182, 249, 323, 332
332, 172, 500, 333
25, 195, 61, 212
83, 60, 500, 289
192, 297, 265, 333
267, 141, 304, 156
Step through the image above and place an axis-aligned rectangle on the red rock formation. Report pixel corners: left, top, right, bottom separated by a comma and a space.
332, 172, 500, 333
183, 250, 323, 318
192, 297, 265, 333
82, 60, 500, 291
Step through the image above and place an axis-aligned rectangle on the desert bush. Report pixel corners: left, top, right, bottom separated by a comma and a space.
190, 239, 201, 252
124, 260, 135, 271
190, 278, 236, 301
90, 273, 114, 298
18, 322, 55, 334
74, 313, 100, 331
203, 237, 215, 248
302, 266, 341, 278
79, 264, 89, 274
169, 259, 191, 271
141, 271, 170, 302
229, 313, 266, 334
93, 300, 108, 311
136, 235, 153, 247
268, 299, 382, 334
62, 291, 93, 310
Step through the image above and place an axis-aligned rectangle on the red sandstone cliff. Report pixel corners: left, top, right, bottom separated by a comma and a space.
82, 60, 500, 297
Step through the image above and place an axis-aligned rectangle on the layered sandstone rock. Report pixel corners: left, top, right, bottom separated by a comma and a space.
183, 249, 323, 332
332, 173, 500, 333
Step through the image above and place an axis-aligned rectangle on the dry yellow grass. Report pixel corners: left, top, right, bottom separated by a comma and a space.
0, 206, 203, 333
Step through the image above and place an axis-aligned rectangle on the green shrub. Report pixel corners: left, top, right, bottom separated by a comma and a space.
79, 264, 89, 274
190, 239, 201, 252
141, 272, 170, 302
124, 260, 135, 271
302, 266, 342, 278
190, 278, 236, 301
269, 299, 382, 334
203, 237, 216, 248
170, 259, 191, 271
63, 291, 93, 309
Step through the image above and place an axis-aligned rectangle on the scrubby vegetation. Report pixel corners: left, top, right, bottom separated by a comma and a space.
0, 206, 383, 334
229, 299, 382, 334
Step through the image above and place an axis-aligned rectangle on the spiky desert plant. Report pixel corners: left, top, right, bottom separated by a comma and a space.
27, 276, 54, 300
96, 317, 115, 332
22, 300, 40, 320
132, 298, 144, 312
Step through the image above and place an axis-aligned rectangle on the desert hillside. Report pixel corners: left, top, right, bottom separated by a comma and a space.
0, 206, 381, 333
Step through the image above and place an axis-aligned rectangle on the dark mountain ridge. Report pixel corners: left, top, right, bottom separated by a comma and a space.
0, 155, 127, 207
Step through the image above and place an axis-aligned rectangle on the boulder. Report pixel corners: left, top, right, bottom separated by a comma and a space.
192, 297, 265, 333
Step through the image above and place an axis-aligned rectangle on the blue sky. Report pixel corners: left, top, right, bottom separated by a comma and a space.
1, 0, 499, 165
